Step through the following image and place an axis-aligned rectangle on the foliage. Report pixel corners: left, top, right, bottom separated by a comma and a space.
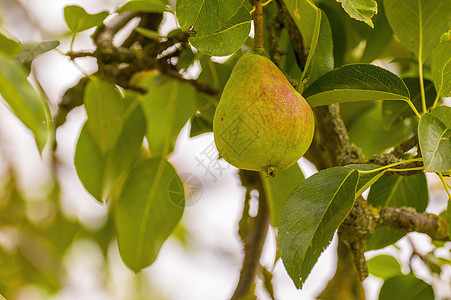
0, 0, 450, 299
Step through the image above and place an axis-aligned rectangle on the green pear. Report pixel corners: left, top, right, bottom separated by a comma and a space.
213, 51, 315, 176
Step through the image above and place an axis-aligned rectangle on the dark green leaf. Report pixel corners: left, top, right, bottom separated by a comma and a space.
133, 73, 197, 157
64, 5, 109, 33
83, 77, 125, 153
279, 167, 359, 288
0, 55, 50, 151
430, 105, 451, 127
0, 33, 20, 57
265, 163, 305, 227
340, 101, 377, 127
115, 158, 184, 272
176, 0, 245, 36
431, 31, 451, 98
367, 255, 402, 279
190, 114, 213, 137
349, 107, 409, 158
359, 0, 393, 63
367, 226, 405, 250
118, 0, 167, 13
283, 0, 334, 89
383, 0, 450, 59
15, 41, 60, 73
418, 106, 451, 172
303, 64, 410, 107
336, 0, 377, 27
189, 5, 251, 56
378, 275, 434, 300
368, 173, 428, 212
382, 78, 436, 128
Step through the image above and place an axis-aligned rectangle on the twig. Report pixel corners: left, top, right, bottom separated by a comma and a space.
164, 69, 218, 95
275, 0, 307, 70
93, 12, 139, 48
367, 135, 424, 176
231, 170, 270, 300
66, 51, 96, 60
251, 0, 264, 51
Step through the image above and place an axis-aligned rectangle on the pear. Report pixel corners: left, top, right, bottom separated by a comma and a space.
213, 51, 315, 176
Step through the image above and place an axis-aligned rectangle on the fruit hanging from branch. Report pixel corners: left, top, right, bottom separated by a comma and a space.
213, 51, 315, 177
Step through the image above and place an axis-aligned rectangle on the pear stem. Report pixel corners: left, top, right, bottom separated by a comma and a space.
252, 0, 264, 51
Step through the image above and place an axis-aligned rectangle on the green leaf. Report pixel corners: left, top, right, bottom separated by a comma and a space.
382, 78, 436, 128
106, 93, 146, 180
74, 123, 106, 202
367, 226, 405, 250
176, 0, 245, 36
0, 32, 21, 57
279, 167, 359, 288
190, 114, 213, 137
367, 255, 402, 279
383, 0, 450, 59
0, 55, 50, 151
378, 275, 434, 300
359, 0, 393, 63
283, 0, 334, 89
336, 0, 377, 28
303, 64, 410, 107
264, 163, 305, 227
15, 41, 60, 72
418, 106, 451, 172
431, 31, 451, 98
75, 95, 146, 202
368, 173, 429, 212
64, 5, 109, 33
345, 164, 387, 196
118, 0, 167, 13
448, 199, 451, 239
83, 77, 125, 153
115, 158, 184, 272
189, 5, 251, 56
133, 73, 197, 157
134, 27, 163, 40
349, 107, 409, 158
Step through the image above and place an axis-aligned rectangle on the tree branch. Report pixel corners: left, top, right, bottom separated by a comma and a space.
231, 170, 270, 300
306, 104, 365, 169
379, 207, 449, 241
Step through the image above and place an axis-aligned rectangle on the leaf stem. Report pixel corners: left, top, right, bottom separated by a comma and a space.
438, 172, 451, 199
386, 166, 425, 172
251, 0, 264, 51
357, 158, 423, 174
406, 99, 422, 119
417, 0, 427, 113
419, 61, 427, 113
432, 93, 441, 109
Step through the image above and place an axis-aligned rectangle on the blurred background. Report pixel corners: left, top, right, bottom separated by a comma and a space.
0, 0, 450, 299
